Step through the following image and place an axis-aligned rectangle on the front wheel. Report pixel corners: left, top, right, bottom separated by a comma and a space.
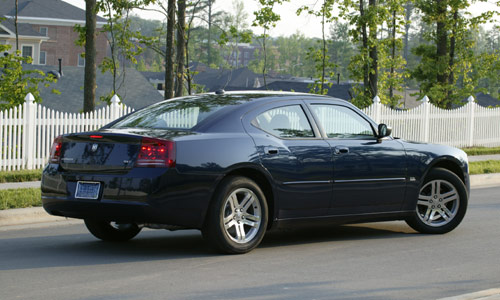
84, 219, 142, 242
405, 168, 468, 234
202, 176, 268, 254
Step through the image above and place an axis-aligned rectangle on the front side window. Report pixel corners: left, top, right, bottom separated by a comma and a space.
254, 105, 314, 138
311, 104, 374, 139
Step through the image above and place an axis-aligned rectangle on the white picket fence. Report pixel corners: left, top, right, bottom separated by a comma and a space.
0, 94, 133, 171
1, 93, 500, 171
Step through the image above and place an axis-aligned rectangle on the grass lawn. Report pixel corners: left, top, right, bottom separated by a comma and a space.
0, 169, 42, 183
0, 188, 41, 210
469, 160, 500, 175
462, 147, 500, 156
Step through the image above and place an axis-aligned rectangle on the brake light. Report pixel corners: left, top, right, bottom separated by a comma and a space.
136, 137, 176, 168
89, 135, 103, 139
49, 136, 63, 163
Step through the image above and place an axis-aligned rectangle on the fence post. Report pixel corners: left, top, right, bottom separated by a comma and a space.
373, 95, 381, 124
422, 95, 430, 143
24, 93, 36, 170
110, 95, 121, 121
467, 95, 475, 147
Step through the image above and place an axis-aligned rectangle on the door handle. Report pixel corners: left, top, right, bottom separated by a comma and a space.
265, 147, 279, 155
334, 147, 349, 155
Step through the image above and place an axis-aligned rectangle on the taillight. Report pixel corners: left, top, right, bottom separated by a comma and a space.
49, 136, 63, 163
136, 137, 176, 168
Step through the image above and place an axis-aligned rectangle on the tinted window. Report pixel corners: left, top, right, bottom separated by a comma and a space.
112, 95, 250, 130
311, 104, 374, 139
254, 105, 314, 138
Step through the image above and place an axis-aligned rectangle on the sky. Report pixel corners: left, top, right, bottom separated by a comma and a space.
63, 0, 500, 39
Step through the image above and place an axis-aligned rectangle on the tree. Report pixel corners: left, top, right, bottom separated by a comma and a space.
83, 0, 97, 113
252, 0, 289, 88
412, 0, 497, 108
298, 0, 336, 95
175, 0, 186, 97
0, 44, 56, 109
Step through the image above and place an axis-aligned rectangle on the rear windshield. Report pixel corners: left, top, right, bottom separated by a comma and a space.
111, 95, 249, 130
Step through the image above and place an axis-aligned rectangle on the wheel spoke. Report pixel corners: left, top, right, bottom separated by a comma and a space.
243, 219, 258, 228
442, 206, 454, 218
224, 219, 236, 230
419, 195, 432, 201
423, 208, 432, 222
442, 194, 458, 204
240, 193, 254, 212
244, 213, 260, 222
224, 213, 234, 224
438, 209, 449, 221
429, 210, 436, 221
441, 190, 456, 199
235, 223, 246, 241
417, 200, 430, 207
229, 194, 239, 211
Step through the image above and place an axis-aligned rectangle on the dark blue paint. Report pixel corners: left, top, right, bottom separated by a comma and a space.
41, 92, 470, 229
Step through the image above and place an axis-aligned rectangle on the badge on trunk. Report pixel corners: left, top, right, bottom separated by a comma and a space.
91, 143, 98, 152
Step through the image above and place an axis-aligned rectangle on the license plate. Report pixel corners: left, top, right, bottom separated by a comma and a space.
75, 181, 101, 200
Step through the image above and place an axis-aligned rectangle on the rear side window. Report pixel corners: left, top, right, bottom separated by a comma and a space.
253, 105, 314, 138
111, 95, 247, 130
310, 104, 374, 139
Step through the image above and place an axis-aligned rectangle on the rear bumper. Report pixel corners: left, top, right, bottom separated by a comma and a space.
41, 164, 212, 228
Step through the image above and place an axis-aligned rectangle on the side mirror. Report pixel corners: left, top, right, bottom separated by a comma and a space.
377, 123, 392, 138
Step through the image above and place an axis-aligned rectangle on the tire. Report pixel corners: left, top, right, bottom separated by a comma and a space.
202, 176, 268, 254
405, 168, 468, 234
84, 219, 142, 242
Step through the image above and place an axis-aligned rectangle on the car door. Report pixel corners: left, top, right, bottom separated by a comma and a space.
243, 100, 333, 219
306, 101, 407, 215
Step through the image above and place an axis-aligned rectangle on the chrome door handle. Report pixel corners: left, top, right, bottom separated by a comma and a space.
334, 147, 349, 155
265, 147, 279, 155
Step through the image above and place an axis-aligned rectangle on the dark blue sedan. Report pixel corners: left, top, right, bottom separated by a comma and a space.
41, 91, 469, 254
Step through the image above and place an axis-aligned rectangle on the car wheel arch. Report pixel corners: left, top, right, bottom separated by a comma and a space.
207, 165, 277, 230
423, 157, 467, 187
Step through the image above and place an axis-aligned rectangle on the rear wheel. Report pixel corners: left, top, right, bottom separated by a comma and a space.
406, 168, 467, 234
202, 176, 268, 254
84, 219, 141, 242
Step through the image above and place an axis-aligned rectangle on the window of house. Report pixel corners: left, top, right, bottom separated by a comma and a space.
39, 27, 48, 36
254, 105, 315, 138
39, 51, 46, 65
78, 54, 85, 67
21, 45, 33, 62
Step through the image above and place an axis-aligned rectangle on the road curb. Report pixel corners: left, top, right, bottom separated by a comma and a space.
0, 173, 499, 228
437, 288, 500, 300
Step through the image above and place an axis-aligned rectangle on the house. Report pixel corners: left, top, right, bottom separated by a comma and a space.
24, 65, 164, 113
0, 0, 107, 67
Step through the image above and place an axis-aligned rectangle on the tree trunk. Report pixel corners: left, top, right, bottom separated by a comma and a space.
321, 1, 326, 95
164, 0, 176, 100
175, 0, 186, 97
448, 9, 458, 96
83, 0, 97, 113
15, 0, 19, 52
389, 10, 396, 101
403, 2, 413, 62
360, 0, 369, 96
368, 0, 378, 99
262, 29, 268, 89
207, 0, 213, 65
436, 0, 448, 86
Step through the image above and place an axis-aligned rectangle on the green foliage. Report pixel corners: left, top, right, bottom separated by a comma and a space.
0, 188, 41, 210
462, 147, 500, 156
0, 45, 57, 109
469, 160, 500, 175
0, 169, 42, 183
412, 0, 499, 108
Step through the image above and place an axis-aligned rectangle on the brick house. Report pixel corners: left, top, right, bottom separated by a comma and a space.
0, 0, 107, 67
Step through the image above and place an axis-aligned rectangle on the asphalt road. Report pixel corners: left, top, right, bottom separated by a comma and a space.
1, 187, 499, 300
